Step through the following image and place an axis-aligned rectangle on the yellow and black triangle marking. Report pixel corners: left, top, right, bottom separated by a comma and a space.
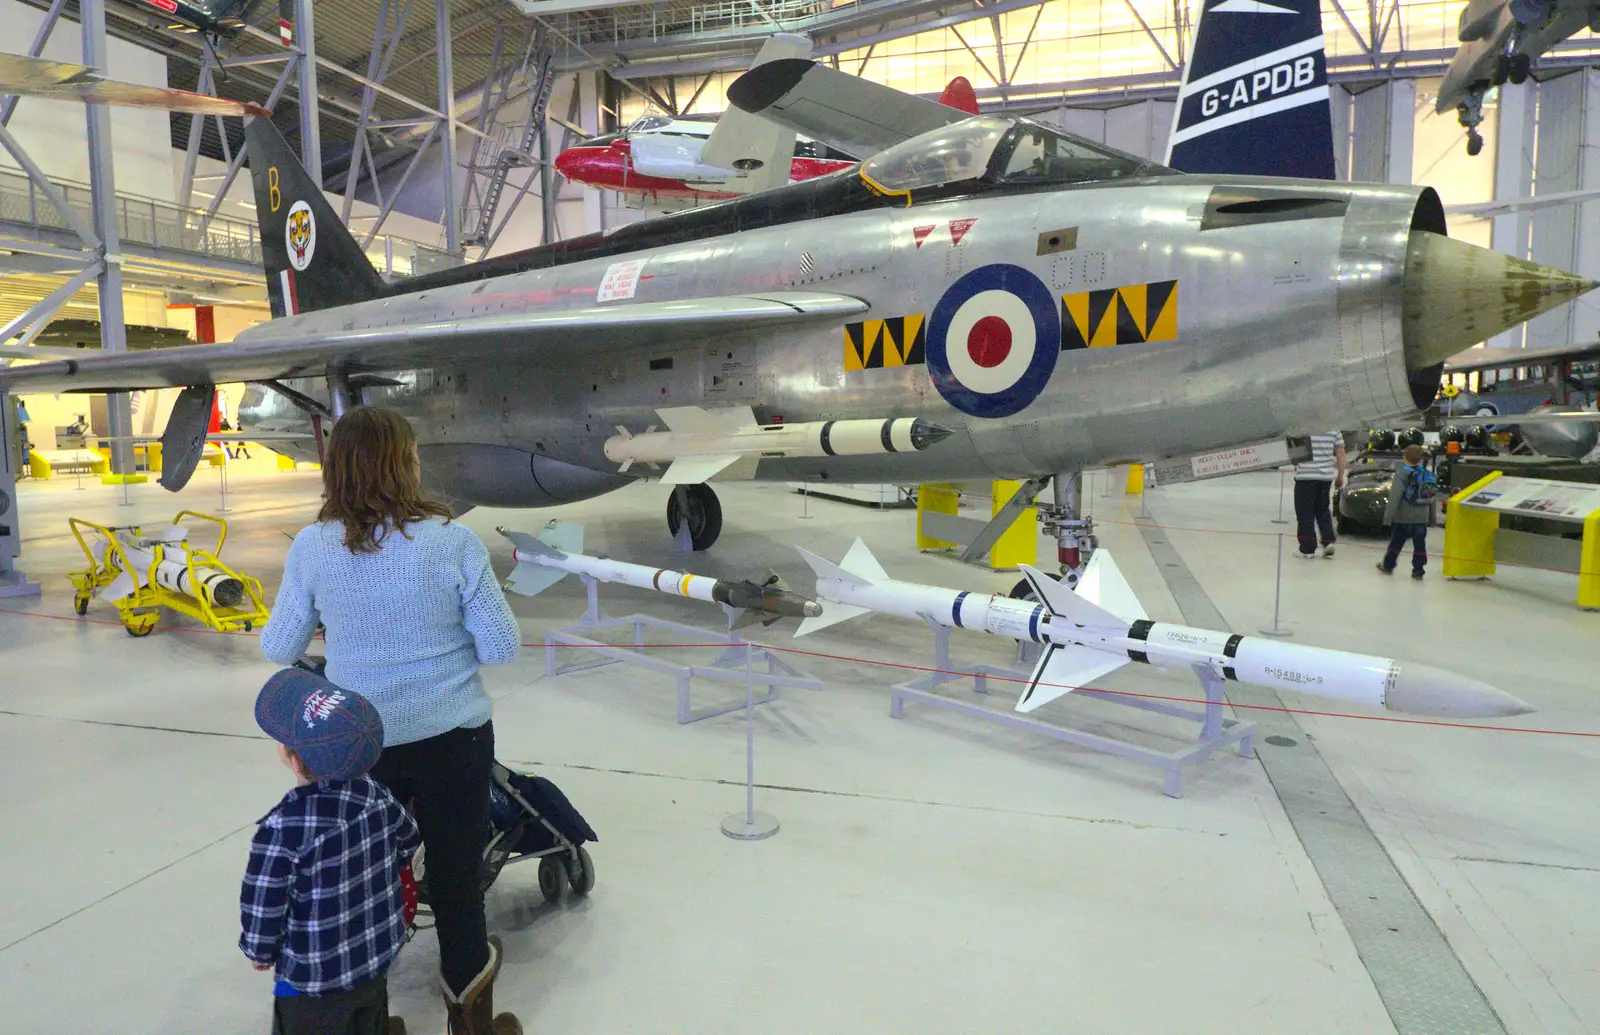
846, 315, 926, 369
1061, 279, 1179, 350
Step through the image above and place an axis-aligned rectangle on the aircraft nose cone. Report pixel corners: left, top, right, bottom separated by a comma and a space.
1403, 232, 1598, 369
1386, 661, 1536, 719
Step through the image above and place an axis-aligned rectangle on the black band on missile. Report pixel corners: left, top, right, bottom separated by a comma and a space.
820, 421, 838, 456
881, 420, 897, 452
652, 570, 666, 591
1222, 634, 1242, 680
1127, 618, 1154, 664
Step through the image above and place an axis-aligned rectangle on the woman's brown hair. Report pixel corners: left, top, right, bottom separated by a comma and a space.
318, 406, 452, 553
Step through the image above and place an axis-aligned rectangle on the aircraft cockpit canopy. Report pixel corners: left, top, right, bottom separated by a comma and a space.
861, 115, 1170, 195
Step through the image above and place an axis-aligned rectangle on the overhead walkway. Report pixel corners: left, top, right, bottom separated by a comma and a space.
0, 165, 458, 292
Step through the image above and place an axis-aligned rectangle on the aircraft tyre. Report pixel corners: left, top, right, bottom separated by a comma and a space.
667, 483, 723, 551
1491, 57, 1509, 86
1509, 54, 1532, 85
1467, 131, 1484, 157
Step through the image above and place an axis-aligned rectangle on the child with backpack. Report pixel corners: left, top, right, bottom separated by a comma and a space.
1377, 443, 1436, 579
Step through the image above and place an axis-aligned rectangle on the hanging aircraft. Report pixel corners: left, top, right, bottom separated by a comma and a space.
0, 55, 1593, 586
1437, 0, 1600, 155
554, 34, 980, 203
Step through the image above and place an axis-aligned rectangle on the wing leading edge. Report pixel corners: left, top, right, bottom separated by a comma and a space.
0, 292, 868, 394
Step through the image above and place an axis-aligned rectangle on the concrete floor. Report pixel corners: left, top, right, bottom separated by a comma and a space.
0, 458, 1594, 1034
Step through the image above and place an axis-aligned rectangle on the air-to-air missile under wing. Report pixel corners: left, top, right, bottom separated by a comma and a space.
0, 89, 1592, 559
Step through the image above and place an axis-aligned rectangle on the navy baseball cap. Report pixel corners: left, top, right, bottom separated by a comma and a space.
255, 669, 384, 781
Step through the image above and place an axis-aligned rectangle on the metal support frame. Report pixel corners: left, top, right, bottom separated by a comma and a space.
542, 576, 822, 725
437, 0, 461, 253
197, 58, 298, 237
0, 389, 40, 599
78, 0, 132, 477
888, 624, 1255, 798
294, 0, 322, 186
343, 0, 418, 223
0, 0, 69, 127
362, 123, 439, 247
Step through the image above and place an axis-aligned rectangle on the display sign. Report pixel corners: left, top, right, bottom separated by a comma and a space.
1459, 476, 1600, 523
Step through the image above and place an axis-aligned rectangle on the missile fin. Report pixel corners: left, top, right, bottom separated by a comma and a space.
102, 569, 138, 601
1016, 642, 1129, 712
661, 455, 742, 484
795, 545, 871, 586
504, 564, 567, 597
538, 520, 585, 554
1019, 564, 1128, 632
794, 600, 872, 637
657, 405, 757, 433
1077, 551, 1147, 622
839, 537, 889, 582
618, 458, 634, 473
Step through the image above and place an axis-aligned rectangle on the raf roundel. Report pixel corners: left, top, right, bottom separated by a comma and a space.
925, 263, 1060, 418
285, 199, 316, 272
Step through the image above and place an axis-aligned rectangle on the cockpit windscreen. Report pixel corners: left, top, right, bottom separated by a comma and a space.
861, 116, 1167, 193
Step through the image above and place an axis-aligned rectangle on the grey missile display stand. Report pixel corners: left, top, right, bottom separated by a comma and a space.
544, 575, 822, 724
888, 621, 1256, 797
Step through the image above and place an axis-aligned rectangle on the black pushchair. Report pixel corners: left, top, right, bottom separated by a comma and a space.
404, 762, 599, 925
290, 659, 597, 918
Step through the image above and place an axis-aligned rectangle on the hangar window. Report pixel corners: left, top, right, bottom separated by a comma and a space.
649, 357, 673, 371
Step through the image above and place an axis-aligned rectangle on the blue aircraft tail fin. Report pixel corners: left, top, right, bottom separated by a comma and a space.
1165, 0, 1335, 179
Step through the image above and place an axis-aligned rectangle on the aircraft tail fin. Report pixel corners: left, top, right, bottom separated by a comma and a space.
1164, 0, 1334, 179
244, 117, 385, 318
700, 34, 812, 193
937, 76, 980, 115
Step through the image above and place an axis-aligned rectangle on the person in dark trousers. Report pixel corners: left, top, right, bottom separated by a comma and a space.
1377, 443, 1434, 579
261, 406, 524, 1035
1293, 430, 1348, 558
241, 669, 418, 1035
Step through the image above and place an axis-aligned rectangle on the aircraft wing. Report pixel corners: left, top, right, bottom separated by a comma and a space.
0, 53, 269, 118
699, 34, 810, 193
726, 58, 968, 159
0, 291, 867, 394
1445, 341, 1600, 374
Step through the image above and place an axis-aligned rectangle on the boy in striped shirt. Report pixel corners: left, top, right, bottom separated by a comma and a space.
1293, 431, 1348, 558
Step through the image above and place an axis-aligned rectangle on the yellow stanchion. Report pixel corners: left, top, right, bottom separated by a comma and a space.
1442, 471, 1501, 579
988, 479, 1038, 570
1579, 509, 1600, 610
916, 483, 960, 549
277, 453, 297, 471
1125, 464, 1145, 495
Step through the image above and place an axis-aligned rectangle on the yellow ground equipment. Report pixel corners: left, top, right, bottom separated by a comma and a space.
67, 511, 270, 636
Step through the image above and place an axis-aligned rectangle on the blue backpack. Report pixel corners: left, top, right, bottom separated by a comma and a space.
1401, 464, 1437, 505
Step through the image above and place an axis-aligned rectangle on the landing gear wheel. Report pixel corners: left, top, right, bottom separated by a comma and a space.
666, 483, 723, 551
74, 596, 89, 616
126, 622, 154, 638
565, 846, 595, 896
1491, 57, 1509, 86
538, 854, 569, 903
1509, 54, 1532, 85
1466, 131, 1484, 157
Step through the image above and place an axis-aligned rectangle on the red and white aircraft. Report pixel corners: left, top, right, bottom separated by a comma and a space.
555, 76, 980, 203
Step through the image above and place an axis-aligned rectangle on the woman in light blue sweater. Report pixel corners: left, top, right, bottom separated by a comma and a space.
261, 405, 523, 1035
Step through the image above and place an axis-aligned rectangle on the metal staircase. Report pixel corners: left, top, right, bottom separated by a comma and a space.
462, 31, 557, 250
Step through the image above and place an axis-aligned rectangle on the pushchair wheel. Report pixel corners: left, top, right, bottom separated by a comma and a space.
565, 846, 595, 897
537, 854, 568, 903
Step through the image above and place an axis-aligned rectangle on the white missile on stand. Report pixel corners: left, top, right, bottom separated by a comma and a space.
796, 540, 1534, 720
603, 405, 953, 484
101, 525, 246, 608
499, 521, 822, 627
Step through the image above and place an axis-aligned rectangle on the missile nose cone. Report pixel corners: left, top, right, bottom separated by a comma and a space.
1386, 662, 1536, 719
801, 600, 824, 618
909, 419, 955, 451
1403, 232, 1598, 369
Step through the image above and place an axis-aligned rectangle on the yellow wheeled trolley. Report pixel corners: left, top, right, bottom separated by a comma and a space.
67, 510, 270, 636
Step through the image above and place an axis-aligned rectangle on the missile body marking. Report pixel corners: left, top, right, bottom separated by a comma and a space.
796, 540, 1534, 720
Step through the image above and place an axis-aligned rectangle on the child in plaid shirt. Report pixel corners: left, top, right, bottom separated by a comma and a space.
242, 668, 420, 1035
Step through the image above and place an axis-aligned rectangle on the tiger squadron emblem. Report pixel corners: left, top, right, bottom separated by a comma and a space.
285, 200, 315, 271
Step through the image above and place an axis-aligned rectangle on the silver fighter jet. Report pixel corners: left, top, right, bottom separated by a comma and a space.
0, 88, 1591, 574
